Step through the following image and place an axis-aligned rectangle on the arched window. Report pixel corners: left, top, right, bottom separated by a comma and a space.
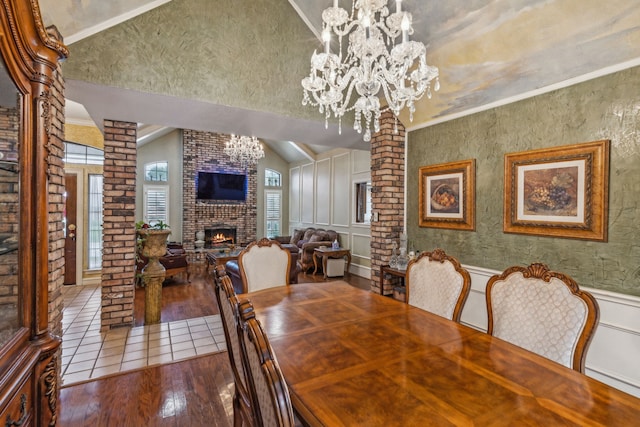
265, 169, 281, 187
144, 161, 168, 182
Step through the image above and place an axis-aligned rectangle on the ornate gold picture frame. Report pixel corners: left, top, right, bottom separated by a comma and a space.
503, 140, 610, 241
419, 159, 475, 231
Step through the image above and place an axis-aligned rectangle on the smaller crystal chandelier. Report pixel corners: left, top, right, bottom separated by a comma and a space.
224, 135, 265, 167
302, 0, 440, 142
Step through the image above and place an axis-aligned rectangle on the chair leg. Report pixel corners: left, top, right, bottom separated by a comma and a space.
232, 392, 244, 427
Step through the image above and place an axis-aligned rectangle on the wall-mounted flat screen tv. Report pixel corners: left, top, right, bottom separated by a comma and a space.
197, 171, 246, 201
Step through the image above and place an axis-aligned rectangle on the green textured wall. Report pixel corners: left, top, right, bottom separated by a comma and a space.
407, 66, 640, 297
62, 0, 320, 121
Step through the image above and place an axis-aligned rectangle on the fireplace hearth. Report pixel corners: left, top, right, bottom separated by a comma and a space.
204, 226, 237, 248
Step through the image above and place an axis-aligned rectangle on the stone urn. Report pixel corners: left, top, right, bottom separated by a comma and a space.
195, 230, 205, 249
137, 229, 171, 324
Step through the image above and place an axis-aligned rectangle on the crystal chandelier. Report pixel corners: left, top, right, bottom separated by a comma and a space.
302, 0, 440, 142
224, 135, 265, 167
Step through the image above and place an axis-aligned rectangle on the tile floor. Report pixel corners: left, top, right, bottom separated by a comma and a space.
61, 284, 226, 386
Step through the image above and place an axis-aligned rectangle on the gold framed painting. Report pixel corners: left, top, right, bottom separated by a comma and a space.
503, 140, 610, 241
419, 159, 475, 231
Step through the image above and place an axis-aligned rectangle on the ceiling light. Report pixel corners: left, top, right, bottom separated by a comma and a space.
302, 0, 440, 141
224, 135, 265, 167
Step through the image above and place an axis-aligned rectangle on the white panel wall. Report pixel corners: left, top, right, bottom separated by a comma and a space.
301, 163, 314, 223
289, 149, 372, 277
332, 153, 350, 227
460, 264, 640, 398
315, 159, 331, 225
352, 150, 370, 174
289, 167, 300, 224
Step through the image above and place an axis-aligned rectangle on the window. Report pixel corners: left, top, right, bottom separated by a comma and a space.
144, 161, 168, 182
265, 190, 281, 238
355, 181, 372, 223
87, 174, 103, 269
144, 185, 169, 226
64, 142, 104, 165
265, 169, 281, 187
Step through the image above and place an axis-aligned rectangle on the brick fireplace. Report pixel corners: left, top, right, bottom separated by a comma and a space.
204, 226, 237, 247
182, 130, 258, 249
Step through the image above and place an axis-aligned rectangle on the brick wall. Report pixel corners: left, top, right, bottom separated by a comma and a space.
0, 105, 19, 161
100, 120, 137, 331
182, 130, 257, 248
0, 105, 19, 323
370, 111, 405, 295
48, 60, 66, 337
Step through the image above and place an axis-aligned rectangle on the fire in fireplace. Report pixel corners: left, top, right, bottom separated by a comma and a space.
204, 227, 237, 248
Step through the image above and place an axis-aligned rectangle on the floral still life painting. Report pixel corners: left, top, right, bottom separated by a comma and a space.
504, 140, 609, 241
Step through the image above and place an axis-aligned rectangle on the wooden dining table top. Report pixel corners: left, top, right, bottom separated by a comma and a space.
243, 281, 640, 426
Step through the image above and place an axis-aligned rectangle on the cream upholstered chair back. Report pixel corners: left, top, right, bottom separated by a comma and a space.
238, 238, 291, 293
405, 248, 471, 322
486, 263, 599, 373
213, 268, 254, 426
239, 303, 295, 427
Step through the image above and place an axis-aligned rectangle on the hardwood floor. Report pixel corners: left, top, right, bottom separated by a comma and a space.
59, 264, 372, 426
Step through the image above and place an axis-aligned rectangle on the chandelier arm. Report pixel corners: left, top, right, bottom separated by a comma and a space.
339, 77, 362, 115
371, 19, 400, 41
331, 19, 360, 38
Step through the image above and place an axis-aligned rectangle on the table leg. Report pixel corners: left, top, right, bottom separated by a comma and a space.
345, 252, 352, 277
322, 255, 328, 279
313, 252, 319, 275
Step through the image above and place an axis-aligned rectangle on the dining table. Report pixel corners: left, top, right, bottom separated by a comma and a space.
243, 280, 640, 426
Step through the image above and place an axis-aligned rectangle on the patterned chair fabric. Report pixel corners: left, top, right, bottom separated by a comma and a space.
238, 238, 291, 293
405, 248, 471, 322
239, 303, 295, 427
486, 263, 599, 373
213, 268, 254, 426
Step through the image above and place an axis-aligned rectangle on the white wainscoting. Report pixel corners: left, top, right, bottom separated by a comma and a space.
461, 264, 640, 398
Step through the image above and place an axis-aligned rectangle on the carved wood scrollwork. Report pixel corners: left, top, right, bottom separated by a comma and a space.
4, 394, 27, 427
42, 355, 58, 427
37, 90, 53, 175
428, 248, 448, 263
30, 0, 69, 58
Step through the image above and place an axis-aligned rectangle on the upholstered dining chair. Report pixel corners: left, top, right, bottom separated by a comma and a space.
486, 263, 599, 373
405, 248, 471, 322
213, 267, 254, 427
238, 237, 291, 293
238, 301, 296, 427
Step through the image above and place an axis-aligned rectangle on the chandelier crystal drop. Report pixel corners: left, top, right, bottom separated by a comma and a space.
301, 0, 440, 142
223, 135, 265, 167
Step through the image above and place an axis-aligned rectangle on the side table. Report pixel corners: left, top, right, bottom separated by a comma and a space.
380, 264, 407, 300
313, 247, 351, 279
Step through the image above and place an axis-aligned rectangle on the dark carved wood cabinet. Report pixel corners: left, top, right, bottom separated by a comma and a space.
0, 0, 67, 425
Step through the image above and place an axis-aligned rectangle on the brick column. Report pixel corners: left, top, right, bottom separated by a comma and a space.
101, 120, 137, 331
370, 111, 405, 294
47, 58, 66, 338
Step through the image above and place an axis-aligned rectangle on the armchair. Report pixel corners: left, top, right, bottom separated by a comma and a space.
277, 228, 339, 273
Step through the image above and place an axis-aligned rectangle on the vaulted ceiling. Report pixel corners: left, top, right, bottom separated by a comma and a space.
39, 0, 640, 160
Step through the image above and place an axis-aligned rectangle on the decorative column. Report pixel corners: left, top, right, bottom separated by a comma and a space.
370, 111, 405, 295
138, 229, 171, 324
